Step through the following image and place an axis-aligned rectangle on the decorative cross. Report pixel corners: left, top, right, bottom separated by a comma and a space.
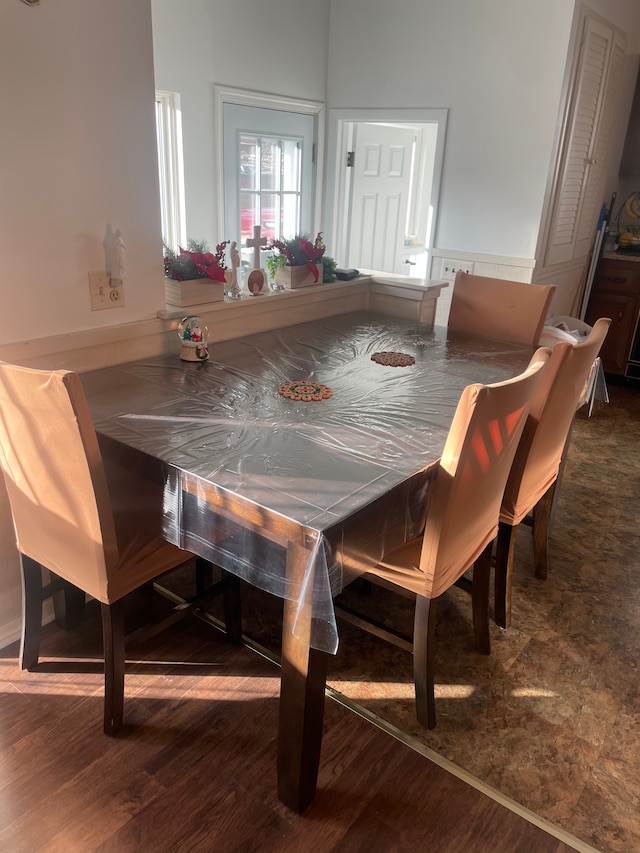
246, 225, 267, 270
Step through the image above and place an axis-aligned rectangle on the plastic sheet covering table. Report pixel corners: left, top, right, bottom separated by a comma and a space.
80, 310, 533, 811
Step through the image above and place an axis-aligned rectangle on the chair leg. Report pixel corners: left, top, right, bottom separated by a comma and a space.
222, 571, 243, 643
472, 542, 492, 655
532, 483, 555, 580
413, 595, 437, 729
494, 521, 517, 629
20, 555, 43, 671
101, 600, 126, 736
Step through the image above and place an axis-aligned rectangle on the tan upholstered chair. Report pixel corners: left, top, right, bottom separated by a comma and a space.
0, 361, 235, 735
494, 318, 611, 628
337, 348, 550, 728
449, 272, 556, 346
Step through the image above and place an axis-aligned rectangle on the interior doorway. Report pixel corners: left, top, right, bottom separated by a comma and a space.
326, 109, 448, 278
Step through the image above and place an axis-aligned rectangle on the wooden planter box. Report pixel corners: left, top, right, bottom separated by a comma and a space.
164, 277, 225, 307
274, 263, 323, 290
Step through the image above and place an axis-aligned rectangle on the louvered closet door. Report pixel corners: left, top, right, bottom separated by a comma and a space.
545, 17, 625, 267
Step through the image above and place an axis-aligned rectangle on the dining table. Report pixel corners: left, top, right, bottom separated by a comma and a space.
80, 309, 534, 812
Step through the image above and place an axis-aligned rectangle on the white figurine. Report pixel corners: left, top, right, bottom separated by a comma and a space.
230, 241, 240, 284
111, 228, 125, 281
225, 240, 242, 299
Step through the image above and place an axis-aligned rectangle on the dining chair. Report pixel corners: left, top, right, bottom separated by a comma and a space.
0, 361, 240, 735
494, 317, 611, 629
335, 347, 550, 728
449, 272, 556, 346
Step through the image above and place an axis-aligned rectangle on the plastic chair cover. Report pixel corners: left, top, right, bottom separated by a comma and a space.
368, 349, 550, 597
449, 272, 556, 346
538, 315, 609, 415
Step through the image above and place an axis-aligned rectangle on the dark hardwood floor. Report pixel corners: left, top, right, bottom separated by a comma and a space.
0, 598, 580, 853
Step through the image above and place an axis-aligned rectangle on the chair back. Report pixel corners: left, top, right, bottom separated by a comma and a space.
449, 272, 556, 345
500, 317, 611, 525
0, 362, 119, 600
420, 348, 550, 597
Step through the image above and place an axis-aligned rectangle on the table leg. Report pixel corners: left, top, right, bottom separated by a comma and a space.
277, 544, 329, 813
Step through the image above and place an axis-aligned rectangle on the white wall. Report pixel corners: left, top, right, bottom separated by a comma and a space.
151, 0, 330, 244
0, 0, 165, 346
326, 0, 640, 266
0, 0, 330, 348
327, 0, 577, 261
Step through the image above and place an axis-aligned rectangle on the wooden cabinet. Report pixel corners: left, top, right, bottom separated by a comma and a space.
585, 258, 640, 374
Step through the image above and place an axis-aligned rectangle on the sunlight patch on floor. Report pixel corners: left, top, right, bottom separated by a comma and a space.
510, 687, 558, 698
331, 680, 476, 700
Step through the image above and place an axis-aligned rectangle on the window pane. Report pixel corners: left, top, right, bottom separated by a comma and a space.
240, 191, 257, 244
261, 193, 278, 241
282, 139, 301, 192
240, 135, 257, 191
282, 193, 299, 238
155, 101, 169, 244
155, 91, 185, 251
235, 131, 303, 242
261, 138, 279, 192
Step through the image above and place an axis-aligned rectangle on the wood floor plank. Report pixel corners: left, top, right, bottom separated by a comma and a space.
0, 599, 582, 853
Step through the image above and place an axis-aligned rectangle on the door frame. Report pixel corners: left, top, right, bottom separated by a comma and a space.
325, 108, 448, 275
214, 86, 325, 244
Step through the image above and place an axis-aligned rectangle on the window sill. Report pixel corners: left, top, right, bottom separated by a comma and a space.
157, 272, 448, 331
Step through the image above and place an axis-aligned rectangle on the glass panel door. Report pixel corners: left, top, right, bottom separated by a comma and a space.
238, 134, 302, 247
223, 104, 315, 269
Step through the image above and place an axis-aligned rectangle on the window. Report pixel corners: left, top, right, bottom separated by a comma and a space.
216, 87, 324, 270
239, 134, 303, 246
155, 91, 186, 251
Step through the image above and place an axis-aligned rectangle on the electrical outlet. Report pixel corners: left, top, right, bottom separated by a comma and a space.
439, 260, 473, 282
89, 271, 125, 310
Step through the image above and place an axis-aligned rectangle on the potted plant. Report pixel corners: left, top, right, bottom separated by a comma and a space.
163, 238, 229, 307
263, 233, 336, 288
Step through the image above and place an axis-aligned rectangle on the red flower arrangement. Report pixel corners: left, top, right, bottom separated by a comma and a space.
164, 238, 229, 282
262, 232, 327, 283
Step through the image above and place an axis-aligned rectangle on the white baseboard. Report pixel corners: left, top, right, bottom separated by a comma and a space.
0, 616, 22, 652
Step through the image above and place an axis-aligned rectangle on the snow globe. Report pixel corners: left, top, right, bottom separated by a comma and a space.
178, 315, 209, 361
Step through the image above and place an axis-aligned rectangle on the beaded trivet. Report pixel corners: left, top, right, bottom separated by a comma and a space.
278, 381, 334, 401
371, 351, 415, 367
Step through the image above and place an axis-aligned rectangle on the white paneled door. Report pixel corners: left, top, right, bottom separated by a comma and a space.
347, 123, 416, 274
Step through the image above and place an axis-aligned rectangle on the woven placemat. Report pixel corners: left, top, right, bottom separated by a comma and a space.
278, 381, 334, 401
371, 351, 415, 367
